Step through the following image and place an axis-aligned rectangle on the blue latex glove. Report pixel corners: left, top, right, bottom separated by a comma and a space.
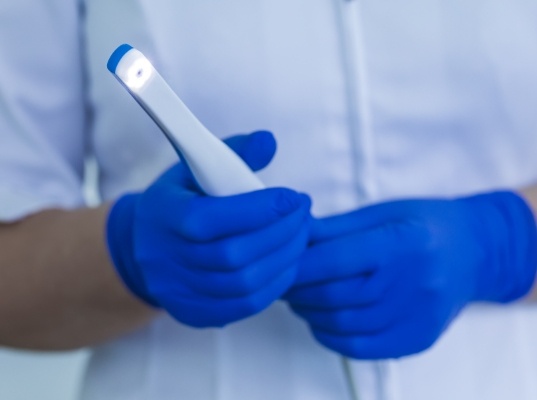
107, 131, 311, 328
285, 191, 537, 359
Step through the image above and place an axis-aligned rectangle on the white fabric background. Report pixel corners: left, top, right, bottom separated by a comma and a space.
0, 349, 88, 400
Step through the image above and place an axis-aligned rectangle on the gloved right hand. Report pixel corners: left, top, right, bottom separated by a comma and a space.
106, 131, 311, 328
285, 191, 537, 359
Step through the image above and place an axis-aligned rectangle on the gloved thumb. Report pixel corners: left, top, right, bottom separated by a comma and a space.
223, 130, 277, 172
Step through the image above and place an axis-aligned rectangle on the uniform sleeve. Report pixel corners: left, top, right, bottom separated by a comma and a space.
0, 0, 87, 222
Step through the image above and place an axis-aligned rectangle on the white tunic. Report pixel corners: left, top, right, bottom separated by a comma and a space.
2, 0, 537, 399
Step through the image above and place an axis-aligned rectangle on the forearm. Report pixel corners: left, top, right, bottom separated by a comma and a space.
0, 205, 156, 351
518, 185, 537, 301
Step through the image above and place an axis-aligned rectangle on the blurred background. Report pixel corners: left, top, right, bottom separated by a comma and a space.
0, 349, 88, 400
0, 159, 100, 399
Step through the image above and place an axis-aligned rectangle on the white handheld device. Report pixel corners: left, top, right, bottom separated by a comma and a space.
107, 44, 264, 196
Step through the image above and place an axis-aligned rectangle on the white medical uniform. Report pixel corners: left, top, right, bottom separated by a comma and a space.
2, 0, 537, 399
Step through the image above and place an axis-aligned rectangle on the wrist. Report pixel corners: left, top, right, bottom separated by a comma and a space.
461, 191, 537, 303
106, 194, 158, 307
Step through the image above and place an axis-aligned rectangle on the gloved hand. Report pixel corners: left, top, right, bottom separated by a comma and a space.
285, 191, 537, 359
107, 131, 311, 328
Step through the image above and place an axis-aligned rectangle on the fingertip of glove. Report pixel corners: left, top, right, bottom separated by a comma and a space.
241, 130, 277, 171
250, 130, 276, 146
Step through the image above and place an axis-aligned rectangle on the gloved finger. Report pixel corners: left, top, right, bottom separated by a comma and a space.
311, 315, 439, 360
223, 130, 277, 172
295, 220, 425, 287
162, 224, 309, 297
153, 161, 199, 192
157, 187, 311, 242
293, 307, 394, 336
160, 265, 297, 328
285, 273, 391, 309
310, 200, 417, 244
170, 201, 310, 270
289, 281, 412, 335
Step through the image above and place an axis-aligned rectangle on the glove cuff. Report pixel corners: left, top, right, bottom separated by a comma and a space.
463, 191, 537, 303
106, 194, 159, 307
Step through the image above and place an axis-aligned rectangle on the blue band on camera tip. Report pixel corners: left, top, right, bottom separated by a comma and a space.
107, 44, 134, 74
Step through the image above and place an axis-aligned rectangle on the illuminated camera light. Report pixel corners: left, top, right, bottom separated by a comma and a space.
113, 48, 155, 91
124, 57, 154, 89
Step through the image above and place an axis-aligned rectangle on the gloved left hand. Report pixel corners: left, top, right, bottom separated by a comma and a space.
285, 191, 537, 359
107, 131, 312, 328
